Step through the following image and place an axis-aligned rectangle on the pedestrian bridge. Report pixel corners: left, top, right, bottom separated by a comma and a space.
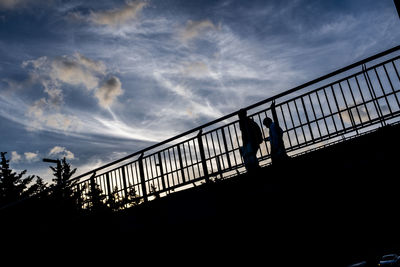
69, 45, 400, 210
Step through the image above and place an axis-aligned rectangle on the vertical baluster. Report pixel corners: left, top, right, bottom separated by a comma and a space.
355, 75, 372, 122
330, 85, 346, 131
157, 152, 167, 191
383, 64, 400, 108
300, 97, 315, 142
374, 67, 393, 114
323, 87, 338, 133
197, 130, 209, 183
363, 64, 385, 126
221, 128, 232, 169
294, 99, 307, 142
338, 82, 356, 131
287, 102, 300, 145
308, 94, 322, 139
316, 90, 330, 136
177, 144, 186, 183
278, 104, 292, 148
121, 167, 128, 205
138, 154, 148, 202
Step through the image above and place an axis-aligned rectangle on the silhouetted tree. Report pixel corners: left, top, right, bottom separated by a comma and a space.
106, 186, 125, 211
86, 175, 107, 212
124, 185, 142, 207
24, 176, 48, 197
150, 184, 160, 200
0, 152, 44, 206
50, 157, 77, 187
47, 157, 80, 210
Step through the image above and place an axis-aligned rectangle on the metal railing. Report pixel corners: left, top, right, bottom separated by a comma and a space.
69, 45, 400, 210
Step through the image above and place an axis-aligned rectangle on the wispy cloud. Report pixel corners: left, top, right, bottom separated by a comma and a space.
95, 76, 123, 108
69, 1, 147, 27
90, 1, 147, 26
49, 146, 75, 160
180, 19, 217, 43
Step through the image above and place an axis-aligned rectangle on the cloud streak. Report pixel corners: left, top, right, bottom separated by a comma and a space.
180, 19, 217, 43
89, 1, 147, 26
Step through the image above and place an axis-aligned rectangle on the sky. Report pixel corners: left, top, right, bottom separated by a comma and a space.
1, 0, 399, 182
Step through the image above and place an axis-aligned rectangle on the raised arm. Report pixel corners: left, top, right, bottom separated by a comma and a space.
270, 100, 280, 128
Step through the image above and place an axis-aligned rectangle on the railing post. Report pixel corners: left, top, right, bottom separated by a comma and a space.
157, 152, 167, 191
121, 167, 128, 203
105, 172, 113, 208
217, 155, 223, 180
177, 145, 186, 183
138, 153, 148, 202
75, 184, 82, 210
301, 97, 315, 142
89, 172, 98, 209
221, 128, 232, 169
197, 130, 209, 183
362, 64, 385, 127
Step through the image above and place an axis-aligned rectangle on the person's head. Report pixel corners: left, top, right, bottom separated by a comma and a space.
263, 117, 272, 128
238, 109, 247, 119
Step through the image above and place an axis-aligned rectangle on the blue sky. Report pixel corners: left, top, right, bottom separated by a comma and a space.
1, 0, 399, 181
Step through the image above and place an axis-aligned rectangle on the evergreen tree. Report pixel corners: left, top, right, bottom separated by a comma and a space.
86, 176, 107, 212
50, 157, 77, 187
124, 185, 142, 207
47, 157, 80, 209
0, 152, 43, 205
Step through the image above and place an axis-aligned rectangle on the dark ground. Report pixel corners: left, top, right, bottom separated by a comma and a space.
2, 124, 400, 265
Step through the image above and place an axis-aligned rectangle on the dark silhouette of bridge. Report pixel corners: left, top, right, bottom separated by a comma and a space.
68, 45, 400, 210
2, 46, 400, 265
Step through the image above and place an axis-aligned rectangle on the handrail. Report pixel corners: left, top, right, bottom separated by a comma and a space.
70, 45, 400, 182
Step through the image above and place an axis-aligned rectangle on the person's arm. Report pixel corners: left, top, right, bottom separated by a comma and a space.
270, 100, 280, 128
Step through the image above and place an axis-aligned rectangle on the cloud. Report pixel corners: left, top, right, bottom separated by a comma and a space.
182, 61, 210, 78
95, 76, 123, 108
26, 99, 82, 132
10, 151, 22, 163
180, 19, 217, 43
74, 52, 107, 75
49, 146, 75, 160
24, 152, 39, 162
89, 1, 147, 26
10, 151, 39, 163
22, 53, 123, 110
0, 0, 51, 10
0, 0, 26, 10
50, 56, 100, 91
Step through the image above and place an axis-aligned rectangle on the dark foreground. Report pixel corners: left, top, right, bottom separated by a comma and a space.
2, 124, 400, 265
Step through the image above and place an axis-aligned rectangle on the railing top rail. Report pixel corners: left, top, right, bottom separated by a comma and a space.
70, 45, 400, 182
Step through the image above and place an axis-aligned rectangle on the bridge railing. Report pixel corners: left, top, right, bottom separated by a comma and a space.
70, 46, 400, 210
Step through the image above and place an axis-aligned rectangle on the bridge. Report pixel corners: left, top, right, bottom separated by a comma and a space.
67, 45, 400, 210
2, 45, 400, 265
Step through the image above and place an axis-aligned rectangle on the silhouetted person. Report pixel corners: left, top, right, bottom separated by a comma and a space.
238, 109, 263, 172
263, 100, 289, 165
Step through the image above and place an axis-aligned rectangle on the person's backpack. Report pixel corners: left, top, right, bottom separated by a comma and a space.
249, 119, 263, 145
